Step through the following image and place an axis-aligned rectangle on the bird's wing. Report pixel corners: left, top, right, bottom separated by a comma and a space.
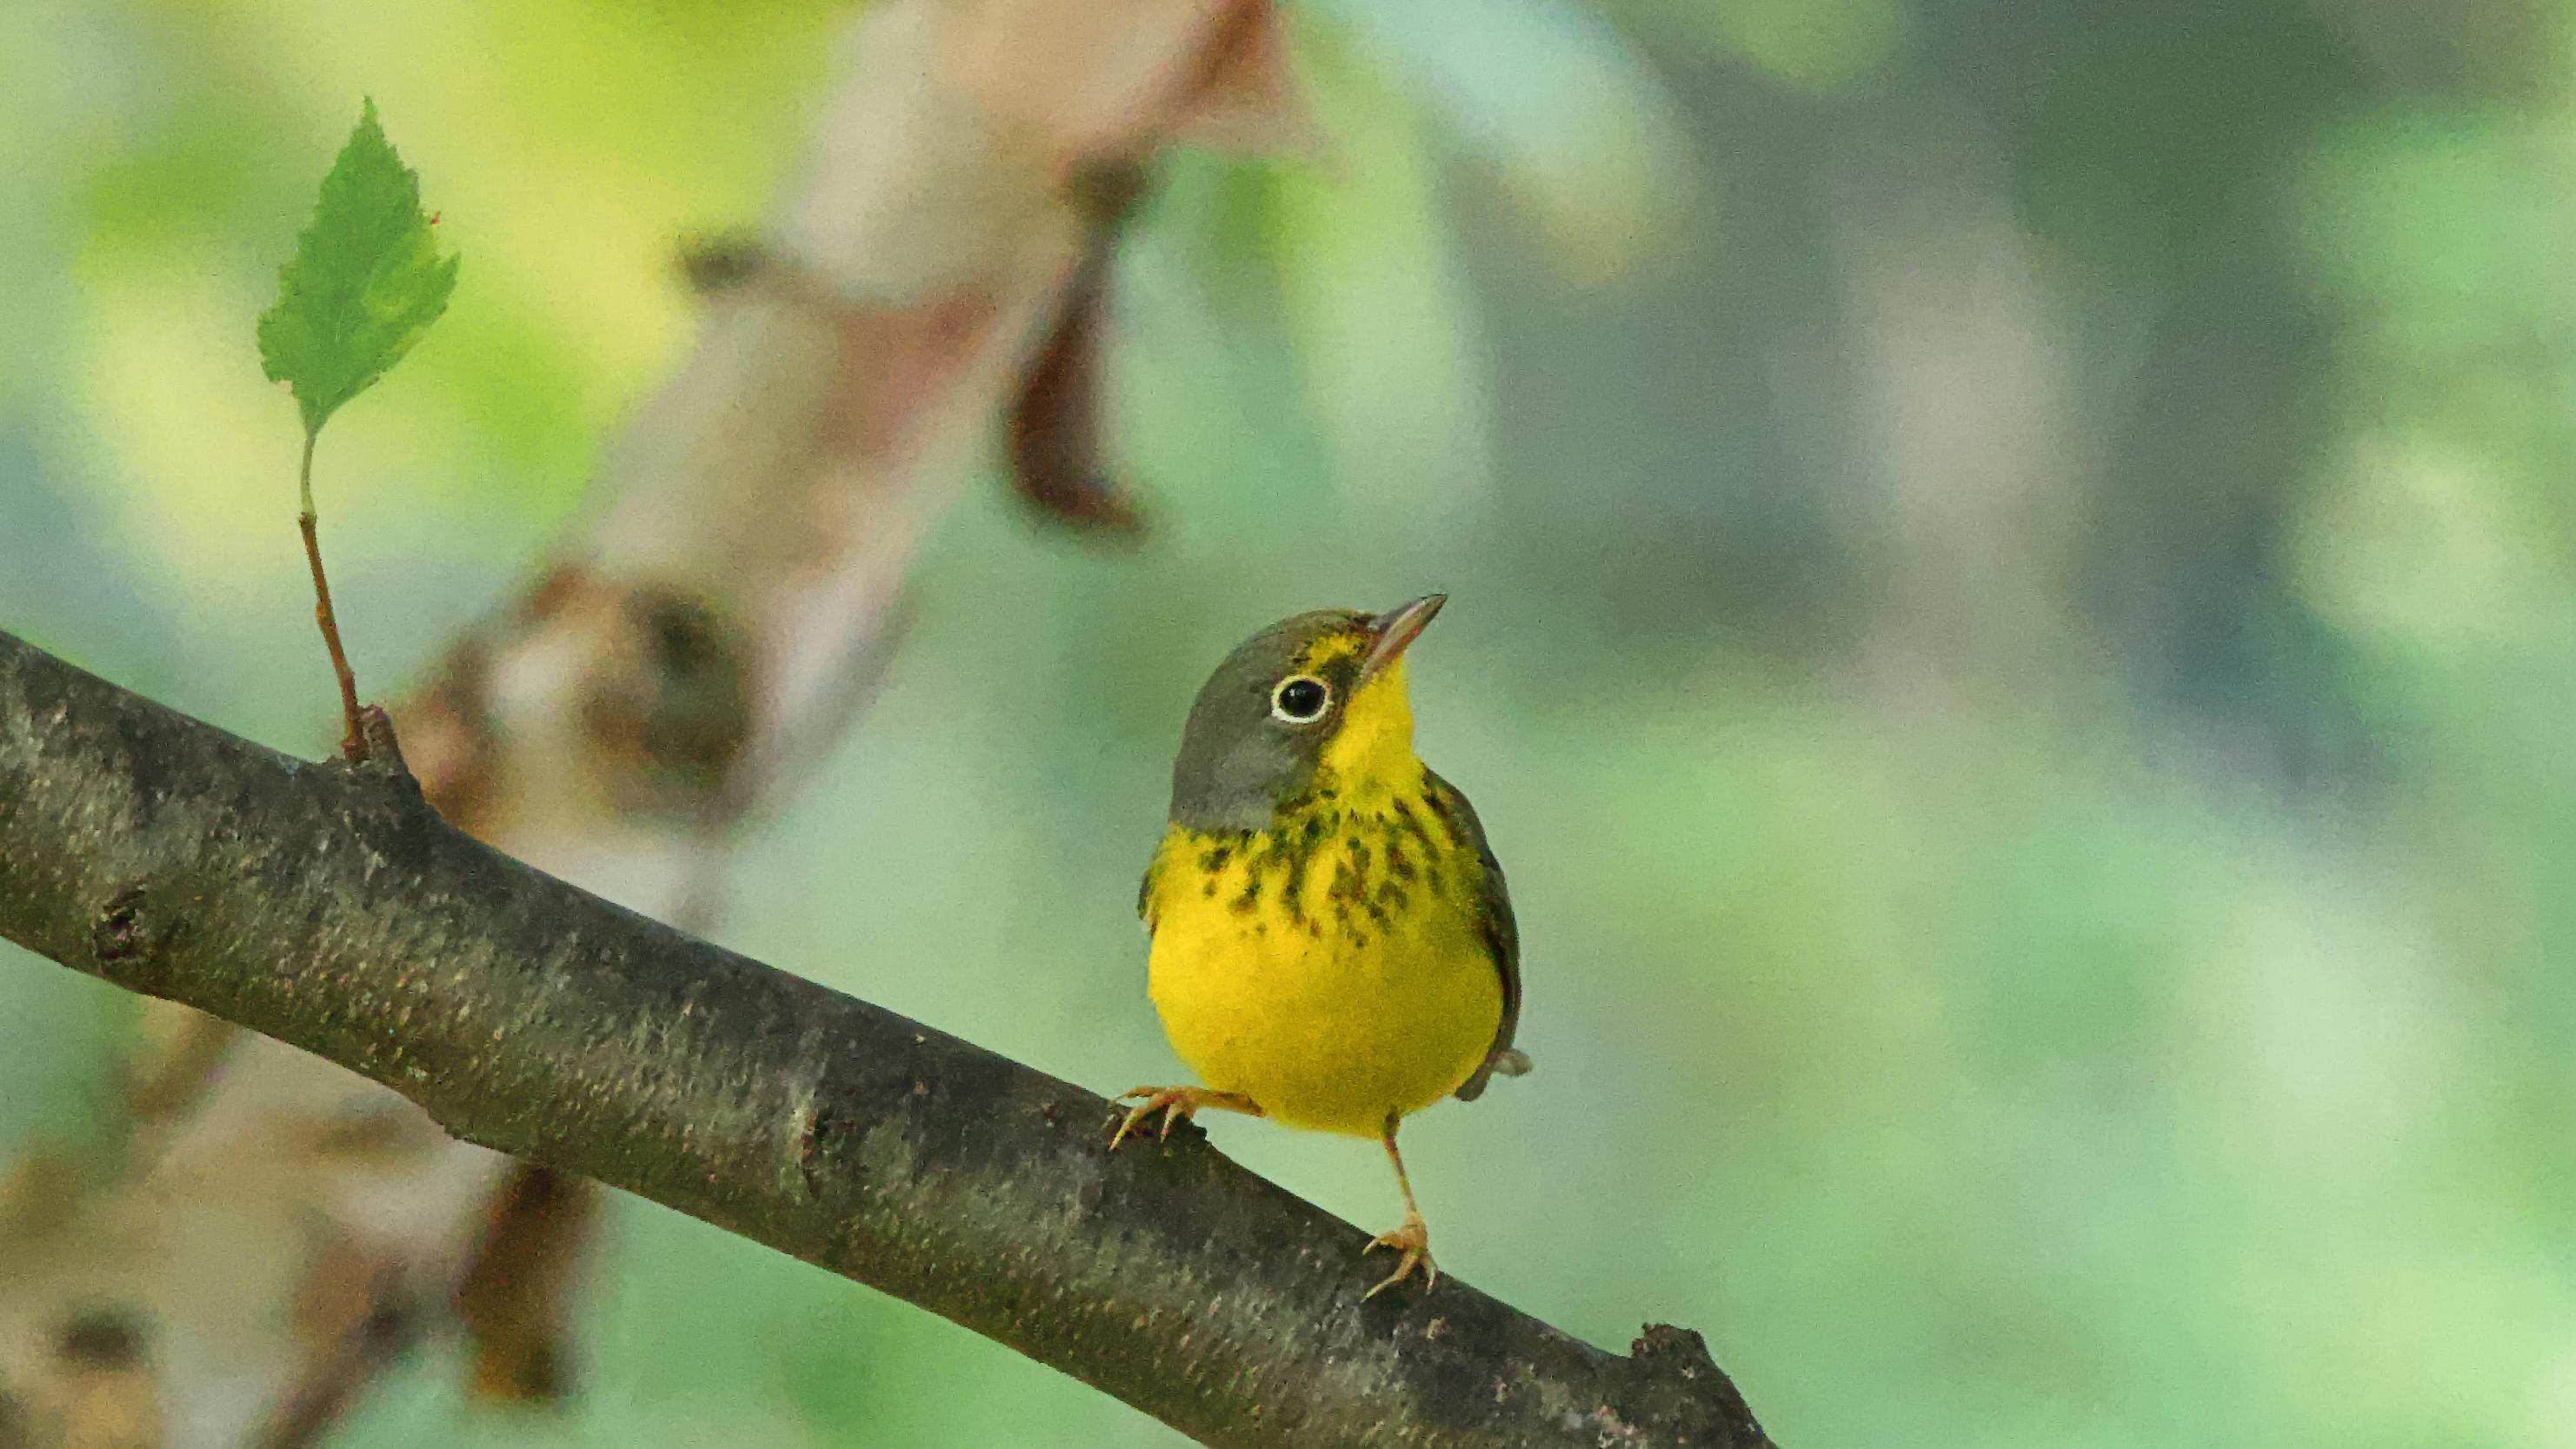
1136, 844, 1162, 933
1426, 769, 1527, 1100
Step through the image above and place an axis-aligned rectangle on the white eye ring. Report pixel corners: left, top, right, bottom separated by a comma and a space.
1270, 675, 1332, 723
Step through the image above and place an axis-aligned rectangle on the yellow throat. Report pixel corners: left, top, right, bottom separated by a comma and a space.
1316, 653, 1416, 801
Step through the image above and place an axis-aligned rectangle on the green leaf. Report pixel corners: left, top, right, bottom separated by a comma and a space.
257, 98, 457, 440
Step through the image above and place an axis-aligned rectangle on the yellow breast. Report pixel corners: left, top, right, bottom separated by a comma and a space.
1142, 794, 1501, 1136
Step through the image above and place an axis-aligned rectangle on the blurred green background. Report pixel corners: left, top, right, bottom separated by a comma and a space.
8, 0, 2576, 1444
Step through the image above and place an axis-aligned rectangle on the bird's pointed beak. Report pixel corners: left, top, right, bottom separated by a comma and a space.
1357, 595, 1445, 686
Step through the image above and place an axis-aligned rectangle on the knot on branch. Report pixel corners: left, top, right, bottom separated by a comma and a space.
352, 705, 414, 787
336, 707, 443, 847
1630, 1323, 1717, 1379
90, 881, 182, 994
1615, 1324, 1777, 1448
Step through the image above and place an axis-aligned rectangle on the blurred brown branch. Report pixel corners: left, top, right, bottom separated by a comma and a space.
0, 1, 1307, 1443
0, 631, 1774, 1449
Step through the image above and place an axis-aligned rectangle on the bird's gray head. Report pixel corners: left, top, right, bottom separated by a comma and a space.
1167, 597, 1445, 833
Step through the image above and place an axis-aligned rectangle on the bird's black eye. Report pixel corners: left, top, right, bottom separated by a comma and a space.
1271, 675, 1331, 723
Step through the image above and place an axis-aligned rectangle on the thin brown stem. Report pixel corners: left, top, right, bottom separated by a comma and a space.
296, 429, 366, 761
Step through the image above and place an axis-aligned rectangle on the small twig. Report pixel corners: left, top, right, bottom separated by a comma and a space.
297, 431, 366, 762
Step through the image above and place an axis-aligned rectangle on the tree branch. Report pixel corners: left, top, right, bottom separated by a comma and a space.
0, 630, 1773, 1448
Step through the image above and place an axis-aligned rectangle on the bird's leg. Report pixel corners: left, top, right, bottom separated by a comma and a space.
1108, 1086, 1262, 1150
1364, 1111, 1436, 1298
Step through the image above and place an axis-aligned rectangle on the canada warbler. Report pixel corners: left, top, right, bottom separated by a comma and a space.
1110, 595, 1529, 1296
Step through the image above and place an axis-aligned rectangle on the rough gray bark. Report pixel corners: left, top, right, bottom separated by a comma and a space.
0, 628, 1774, 1449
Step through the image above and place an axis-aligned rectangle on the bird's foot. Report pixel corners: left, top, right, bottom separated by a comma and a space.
1363, 1212, 1437, 1298
1108, 1086, 1261, 1151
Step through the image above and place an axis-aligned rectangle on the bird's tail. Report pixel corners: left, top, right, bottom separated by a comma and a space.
1452, 1047, 1533, 1101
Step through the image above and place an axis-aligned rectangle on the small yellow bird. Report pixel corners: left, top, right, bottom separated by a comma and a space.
1111, 595, 1529, 1296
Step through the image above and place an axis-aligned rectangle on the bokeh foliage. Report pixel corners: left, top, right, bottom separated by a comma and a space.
6, 0, 2576, 1446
